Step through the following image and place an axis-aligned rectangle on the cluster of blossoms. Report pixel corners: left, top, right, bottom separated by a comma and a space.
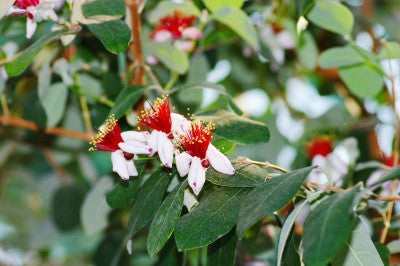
90, 96, 235, 195
7, 0, 61, 38
147, 10, 202, 64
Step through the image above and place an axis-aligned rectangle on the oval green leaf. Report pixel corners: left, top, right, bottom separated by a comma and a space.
207, 229, 237, 266
319, 46, 365, 68
143, 42, 189, 74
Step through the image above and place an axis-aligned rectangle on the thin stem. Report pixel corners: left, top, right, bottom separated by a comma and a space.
249, 160, 288, 173
0, 115, 92, 141
380, 41, 400, 243
164, 72, 179, 91
0, 94, 9, 116
74, 73, 94, 134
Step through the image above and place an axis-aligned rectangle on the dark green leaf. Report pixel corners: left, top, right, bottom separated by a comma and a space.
332, 220, 383, 266
156, 239, 182, 266
5, 30, 68, 76
108, 86, 145, 119
198, 110, 270, 144
87, 20, 131, 54
106, 161, 145, 208
319, 46, 365, 68
375, 242, 390, 266
143, 42, 189, 74
207, 228, 237, 266
307, 0, 354, 35
206, 158, 266, 187
127, 169, 172, 238
303, 186, 361, 266
213, 7, 259, 48
339, 65, 384, 98
236, 166, 314, 237
175, 187, 249, 251
147, 180, 187, 257
82, 0, 125, 17
228, 99, 243, 116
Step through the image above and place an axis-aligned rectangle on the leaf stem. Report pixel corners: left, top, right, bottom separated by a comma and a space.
0, 93, 9, 116
164, 72, 179, 91
74, 73, 94, 134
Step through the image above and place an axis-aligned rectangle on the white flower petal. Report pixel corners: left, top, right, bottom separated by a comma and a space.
111, 150, 129, 180
121, 131, 149, 143
176, 152, 193, 177
188, 157, 206, 195
157, 132, 174, 168
183, 189, 198, 212
118, 141, 152, 155
26, 18, 37, 39
182, 27, 202, 40
127, 160, 138, 177
147, 130, 159, 155
152, 30, 172, 42
171, 113, 191, 136
206, 144, 235, 175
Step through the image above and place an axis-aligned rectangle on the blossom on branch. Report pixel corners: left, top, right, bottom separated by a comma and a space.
7, 0, 61, 38
89, 115, 152, 180
176, 121, 235, 195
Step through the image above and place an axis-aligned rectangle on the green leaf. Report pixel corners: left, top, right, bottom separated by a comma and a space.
307, 0, 354, 35
378, 42, 400, 59
5, 30, 68, 76
368, 167, 400, 186
297, 31, 318, 70
303, 186, 361, 266
277, 191, 324, 266
147, 1, 201, 24
108, 86, 145, 119
39, 82, 69, 127
375, 242, 390, 266
143, 42, 189, 74
203, 0, 243, 13
175, 187, 249, 251
387, 239, 400, 254
147, 180, 187, 257
339, 65, 384, 98
156, 239, 182, 266
236, 166, 314, 237
127, 169, 172, 238
206, 158, 266, 187
80, 177, 113, 235
207, 229, 237, 266
82, 0, 125, 17
332, 220, 384, 266
213, 7, 259, 48
87, 20, 131, 54
319, 46, 365, 68
198, 110, 270, 144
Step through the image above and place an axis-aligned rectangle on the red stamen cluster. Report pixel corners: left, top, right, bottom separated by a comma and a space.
306, 136, 333, 159
383, 155, 400, 168
14, 0, 39, 18
89, 115, 123, 152
138, 96, 172, 134
180, 121, 213, 160
151, 11, 196, 40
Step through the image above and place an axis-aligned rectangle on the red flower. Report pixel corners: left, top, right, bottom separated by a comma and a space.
180, 121, 213, 160
14, 0, 39, 18
138, 96, 172, 135
89, 115, 123, 152
383, 155, 400, 168
151, 11, 196, 40
306, 136, 333, 159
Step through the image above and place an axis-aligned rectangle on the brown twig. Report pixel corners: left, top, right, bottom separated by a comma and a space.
0, 115, 93, 141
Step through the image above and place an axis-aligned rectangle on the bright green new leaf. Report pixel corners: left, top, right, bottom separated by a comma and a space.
198, 110, 270, 144
339, 65, 384, 98
319, 46, 365, 68
378, 42, 400, 59
175, 187, 249, 251
307, 0, 354, 35
302, 186, 361, 266
206, 158, 266, 187
108, 86, 145, 119
5, 30, 68, 76
147, 180, 187, 257
87, 20, 131, 54
127, 169, 172, 238
213, 7, 259, 48
332, 220, 384, 266
144, 42, 189, 74
147, 1, 201, 24
81, 177, 113, 235
236, 166, 314, 237
82, 0, 125, 17
207, 229, 237, 266
203, 0, 243, 13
